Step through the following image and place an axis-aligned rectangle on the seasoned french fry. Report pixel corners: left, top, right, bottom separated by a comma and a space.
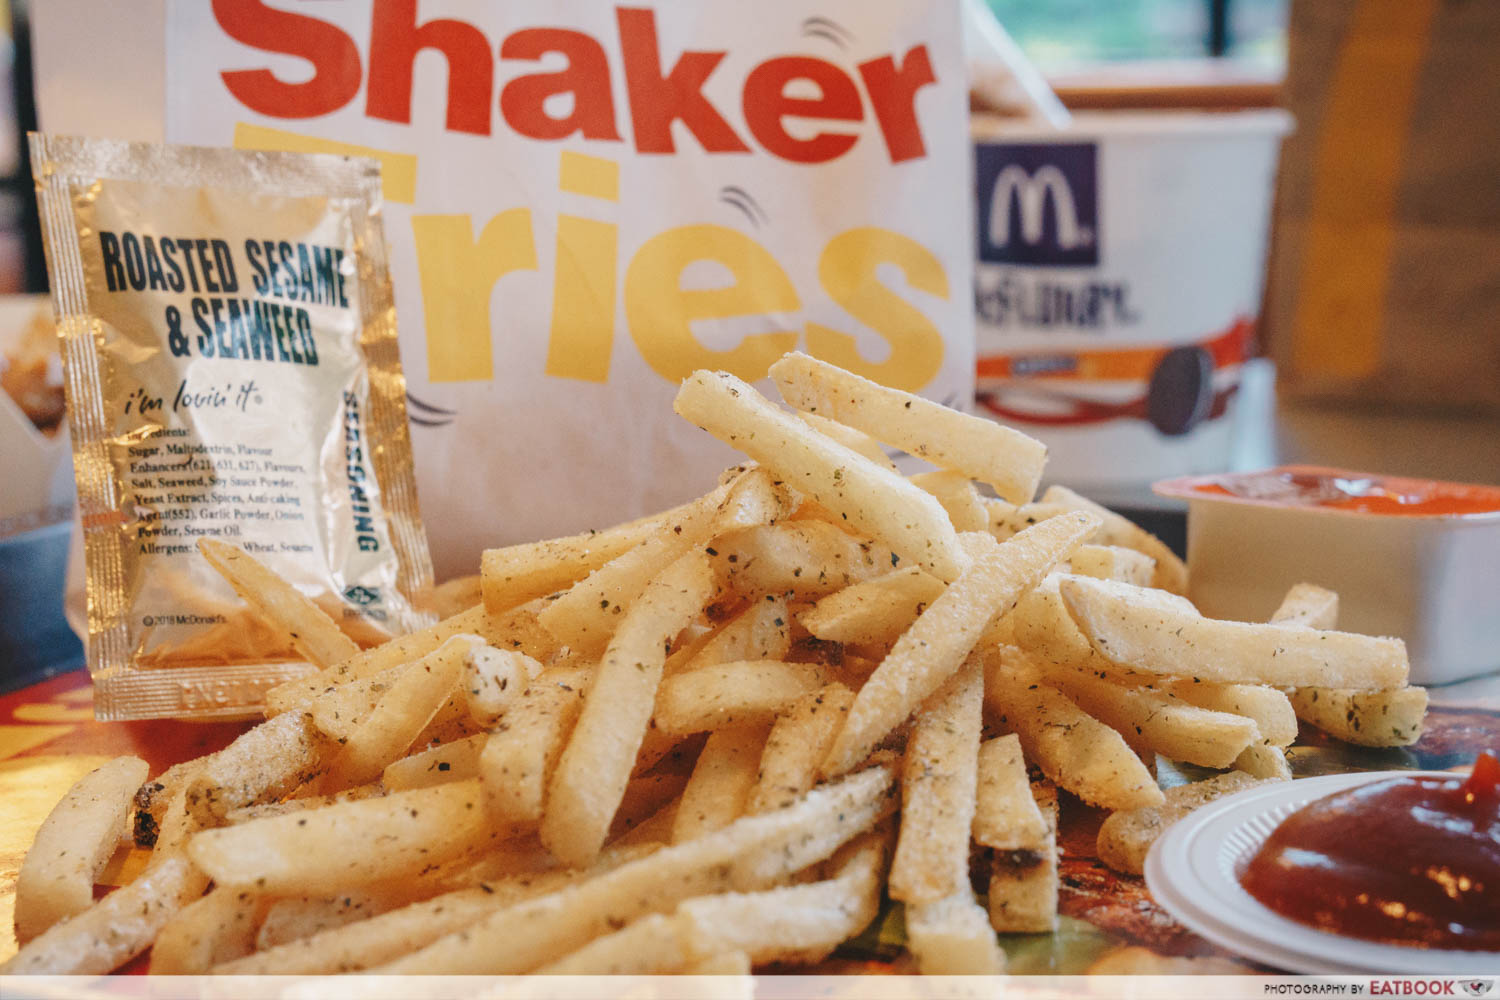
542, 551, 717, 866
1270, 582, 1340, 629
682, 951, 752, 975
655, 660, 828, 736
1067, 543, 1154, 586
379, 764, 895, 974
185, 710, 326, 827
1288, 685, 1429, 747
1158, 680, 1298, 747
676, 831, 888, 965
909, 469, 989, 532
745, 682, 854, 815
383, 733, 487, 791
323, 634, 478, 788
675, 368, 966, 579
481, 499, 705, 613
1059, 575, 1409, 689
254, 889, 416, 951
540, 469, 789, 654
823, 516, 1098, 778
972, 734, 1048, 851
198, 538, 360, 667
1048, 672, 1259, 769
906, 892, 1007, 974
672, 725, 770, 843
463, 645, 542, 725
710, 521, 898, 599
987, 782, 1059, 933
132, 757, 209, 848
14, 755, 148, 944
481, 666, 591, 827
799, 566, 947, 646
1232, 743, 1293, 781
1, 853, 207, 975
797, 409, 899, 472
187, 781, 495, 894
1096, 771, 1265, 875
668, 595, 792, 675
151, 886, 267, 974
982, 647, 1163, 810
1012, 573, 1195, 678
537, 912, 695, 974
1039, 485, 1187, 594
889, 659, 982, 904
769, 351, 1046, 505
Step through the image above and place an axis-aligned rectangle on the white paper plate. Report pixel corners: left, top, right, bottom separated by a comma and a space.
1144, 770, 1499, 974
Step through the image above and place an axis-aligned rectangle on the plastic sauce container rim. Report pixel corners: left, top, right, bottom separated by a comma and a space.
1154, 466, 1500, 522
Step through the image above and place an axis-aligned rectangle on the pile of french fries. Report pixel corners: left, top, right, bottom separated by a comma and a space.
4, 352, 1429, 977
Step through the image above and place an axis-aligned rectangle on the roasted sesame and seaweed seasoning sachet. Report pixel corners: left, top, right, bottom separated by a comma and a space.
31, 134, 433, 720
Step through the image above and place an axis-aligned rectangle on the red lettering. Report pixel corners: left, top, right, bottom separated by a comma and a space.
212, 0, 360, 118
367, 0, 493, 135
500, 29, 622, 142
742, 57, 862, 164
615, 8, 748, 155
858, 45, 937, 164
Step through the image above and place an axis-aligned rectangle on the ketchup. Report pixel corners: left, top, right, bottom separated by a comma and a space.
1239, 754, 1500, 951
1181, 469, 1500, 517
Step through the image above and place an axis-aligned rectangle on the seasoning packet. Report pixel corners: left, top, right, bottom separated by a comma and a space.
31, 134, 434, 720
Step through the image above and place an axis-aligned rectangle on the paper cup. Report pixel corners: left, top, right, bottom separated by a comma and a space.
971, 111, 1290, 504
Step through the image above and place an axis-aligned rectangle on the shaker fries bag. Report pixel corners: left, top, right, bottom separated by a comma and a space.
31, 135, 433, 720
156, 0, 974, 578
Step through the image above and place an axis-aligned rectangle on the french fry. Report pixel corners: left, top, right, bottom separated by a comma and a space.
889, 659, 982, 904
799, 566, 947, 647
909, 469, 990, 532
255, 889, 416, 951
1287, 685, 1429, 747
682, 951, 752, 975
1058, 575, 1410, 689
379, 764, 895, 974
906, 892, 1007, 974
655, 660, 829, 736
823, 516, 1098, 778
187, 781, 494, 894
796, 409, 899, 472
542, 551, 717, 866
1232, 743, 1293, 781
1039, 485, 1188, 594
769, 351, 1046, 505
539, 468, 789, 654
481, 666, 591, 827
0, 853, 207, 975
1158, 680, 1298, 747
972, 734, 1048, 851
672, 725, 770, 842
668, 594, 792, 676
745, 682, 854, 815
982, 647, 1163, 811
383, 733, 487, 791
132, 757, 209, 848
321, 634, 478, 788
710, 521, 898, 599
676, 831, 888, 965
987, 782, 1059, 933
463, 645, 542, 725
1096, 771, 1265, 875
1067, 543, 1155, 586
1012, 573, 1196, 679
675, 368, 966, 580
1270, 581, 1340, 629
184, 710, 326, 827
13, 755, 148, 943
224, 783, 385, 825
537, 912, 696, 975
481, 499, 706, 613
151, 886, 267, 974
1047, 672, 1259, 769
198, 538, 360, 667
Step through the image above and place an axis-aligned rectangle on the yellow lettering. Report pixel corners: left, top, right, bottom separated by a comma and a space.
624, 224, 799, 384
412, 210, 537, 382
547, 154, 619, 383
806, 227, 947, 392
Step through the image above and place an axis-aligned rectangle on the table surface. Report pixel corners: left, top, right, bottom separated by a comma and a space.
2, 668, 1495, 974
